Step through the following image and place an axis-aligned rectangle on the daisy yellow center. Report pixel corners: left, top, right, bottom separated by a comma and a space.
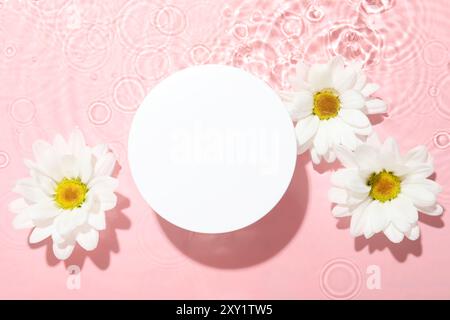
54, 178, 88, 210
367, 170, 401, 203
313, 89, 341, 120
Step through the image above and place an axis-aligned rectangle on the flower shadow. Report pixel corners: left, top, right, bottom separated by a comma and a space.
312, 160, 342, 174
31, 193, 131, 270
157, 155, 310, 269
336, 214, 445, 262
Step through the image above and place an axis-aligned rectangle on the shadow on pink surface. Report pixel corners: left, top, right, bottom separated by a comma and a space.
29, 193, 131, 270
157, 154, 309, 269
336, 213, 445, 262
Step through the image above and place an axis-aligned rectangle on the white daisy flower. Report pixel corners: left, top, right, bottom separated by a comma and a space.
9, 129, 118, 260
280, 56, 387, 164
329, 134, 443, 243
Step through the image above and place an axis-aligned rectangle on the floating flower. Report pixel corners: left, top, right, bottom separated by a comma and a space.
9, 129, 118, 260
329, 134, 443, 243
280, 56, 387, 164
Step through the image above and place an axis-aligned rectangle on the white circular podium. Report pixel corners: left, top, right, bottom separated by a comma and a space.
128, 65, 297, 233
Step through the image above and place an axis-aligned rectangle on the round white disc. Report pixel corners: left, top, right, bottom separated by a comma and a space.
128, 65, 297, 233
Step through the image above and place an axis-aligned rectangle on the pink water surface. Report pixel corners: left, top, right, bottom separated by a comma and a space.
0, 0, 449, 299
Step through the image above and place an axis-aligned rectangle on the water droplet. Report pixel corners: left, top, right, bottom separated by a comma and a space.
428, 86, 439, 97
251, 10, 263, 22
88, 101, 112, 125
232, 23, 248, 40
320, 258, 362, 300
113, 77, 145, 113
422, 40, 448, 67
10, 98, 36, 125
155, 5, 186, 36
135, 48, 170, 80
306, 4, 324, 22
0, 151, 10, 168
221, 5, 233, 18
281, 16, 303, 37
434, 132, 449, 149
4, 45, 16, 57
361, 0, 395, 15
189, 44, 211, 65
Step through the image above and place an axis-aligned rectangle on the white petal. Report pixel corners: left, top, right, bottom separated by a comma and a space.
383, 224, 404, 243
53, 134, 69, 154
352, 125, 372, 136
76, 228, 99, 251
366, 133, 381, 147
417, 204, 443, 216
328, 187, 348, 204
331, 168, 369, 194
8, 198, 28, 214
91, 144, 108, 159
402, 184, 437, 207
366, 201, 388, 233
365, 99, 387, 114
60, 154, 79, 179
313, 121, 330, 156
406, 224, 420, 241
69, 129, 86, 157
13, 180, 49, 204
310, 148, 321, 164
297, 137, 313, 155
88, 211, 106, 230
354, 144, 380, 171
53, 242, 75, 260
51, 230, 65, 245
307, 62, 332, 90
29, 225, 53, 244
335, 145, 358, 168
353, 73, 367, 91
79, 149, 93, 183
324, 150, 337, 163
389, 202, 413, 233
332, 205, 351, 217
13, 213, 34, 229
361, 83, 380, 97
330, 56, 345, 71
340, 90, 365, 109
404, 164, 434, 179
24, 200, 61, 221
97, 192, 117, 211
339, 124, 360, 150
339, 109, 370, 128
347, 177, 371, 194
34, 174, 56, 196
54, 209, 87, 236
295, 115, 320, 146
328, 119, 342, 146
392, 195, 419, 224
291, 61, 308, 91
32, 140, 53, 164
404, 145, 428, 165
380, 137, 401, 164
332, 66, 357, 92
350, 199, 371, 236
402, 178, 442, 195
88, 176, 119, 193
331, 168, 359, 188
94, 152, 116, 178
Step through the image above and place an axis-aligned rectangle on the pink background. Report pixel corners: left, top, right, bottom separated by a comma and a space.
0, 0, 449, 299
